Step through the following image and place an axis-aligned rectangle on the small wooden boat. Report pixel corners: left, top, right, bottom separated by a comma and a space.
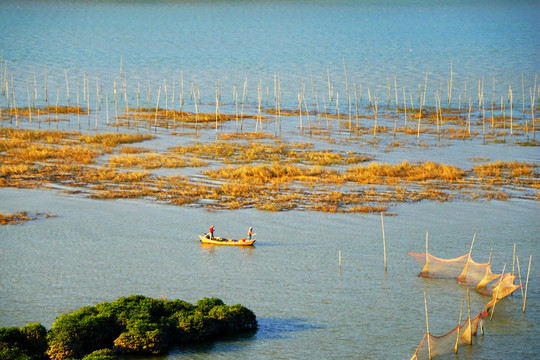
199, 234, 256, 246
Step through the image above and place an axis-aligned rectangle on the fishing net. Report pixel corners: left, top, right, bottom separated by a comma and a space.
456, 256, 501, 291
408, 252, 504, 291
408, 251, 523, 358
410, 312, 482, 360
483, 273, 522, 314
408, 252, 469, 279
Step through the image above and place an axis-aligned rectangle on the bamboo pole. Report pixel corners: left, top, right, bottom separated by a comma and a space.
467, 288, 472, 344
516, 255, 524, 300
240, 77, 247, 132
490, 263, 507, 320
278, 74, 282, 134
65, 69, 69, 104
44, 64, 48, 103
194, 84, 199, 131
354, 81, 359, 131
373, 96, 378, 136
105, 93, 109, 127
33, 71, 37, 109
298, 92, 303, 131
14, 99, 18, 128
257, 78, 262, 132
27, 80, 32, 123
96, 82, 99, 130
425, 230, 429, 276
124, 88, 129, 129
77, 79, 80, 129
512, 243, 516, 276
381, 213, 387, 272
424, 292, 431, 360
323, 94, 329, 134
86, 80, 90, 128
164, 78, 168, 115
344, 58, 351, 135
523, 255, 531, 312
234, 83, 238, 132
386, 74, 391, 106
56, 89, 59, 129
339, 249, 342, 271
394, 76, 398, 109
522, 74, 525, 117
216, 82, 220, 135
303, 92, 311, 135
531, 87, 536, 139
172, 78, 176, 130
454, 299, 464, 354
327, 67, 332, 108
154, 87, 160, 133
501, 95, 506, 141
422, 70, 428, 109
417, 94, 423, 140
448, 61, 453, 107
134, 81, 141, 111
509, 85, 513, 135
114, 80, 118, 126
403, 87, 407, 129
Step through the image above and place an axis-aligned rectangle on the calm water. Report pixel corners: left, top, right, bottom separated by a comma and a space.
1, 0, 539, 359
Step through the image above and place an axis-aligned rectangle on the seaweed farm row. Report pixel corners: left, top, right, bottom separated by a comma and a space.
0, 60, 538, 143
1, 128, 538, 213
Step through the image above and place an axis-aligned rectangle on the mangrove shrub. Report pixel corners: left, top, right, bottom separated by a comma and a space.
0, 295, 257, 360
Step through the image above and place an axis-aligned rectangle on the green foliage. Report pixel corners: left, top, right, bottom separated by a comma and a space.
81, 348, 117, 360
195, 297, 224, 315
46, 306, 118, 360
0, 323, 47, 360
1, 296, 257, 360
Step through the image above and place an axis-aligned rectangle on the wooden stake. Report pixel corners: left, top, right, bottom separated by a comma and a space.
105, 93, 109, 126
490, 263, 506, 320
339, 249, 342, 271
65, 69, 69, 104
523, 255, 531, 312
454, 298, 464, 354
424, 230, 429, 276
467, 288, 472, 344
516, 255, 524, 300
381, 213, 387, 272
154, 87, 160, 132
424, 292, 431, 360
44, 64, 48, 103
114, 80, 118, 126
27, 80, 32, 123
509, 85, 513, 135
77, 79, 80, 129
512, 243, 516, 276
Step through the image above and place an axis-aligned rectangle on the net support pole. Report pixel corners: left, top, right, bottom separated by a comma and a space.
424, 292, 431, 360
490, 263, 506, 320
381, 213, 387, 272
467, 289, 472, 345
523, 255, 532, 312
454, 299, 464, 354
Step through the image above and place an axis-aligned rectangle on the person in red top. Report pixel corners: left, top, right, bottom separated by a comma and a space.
248, 227, 253, 240
209, 225, 215, 239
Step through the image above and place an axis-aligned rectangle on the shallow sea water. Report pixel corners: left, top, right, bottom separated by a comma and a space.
1, 0, 539, 359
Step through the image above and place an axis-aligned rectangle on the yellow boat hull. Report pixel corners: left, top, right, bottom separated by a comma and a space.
199, 235, 256, 246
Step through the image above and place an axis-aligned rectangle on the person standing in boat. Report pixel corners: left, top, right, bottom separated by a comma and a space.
209, 225, 215, 239
248, 227, 253, 241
